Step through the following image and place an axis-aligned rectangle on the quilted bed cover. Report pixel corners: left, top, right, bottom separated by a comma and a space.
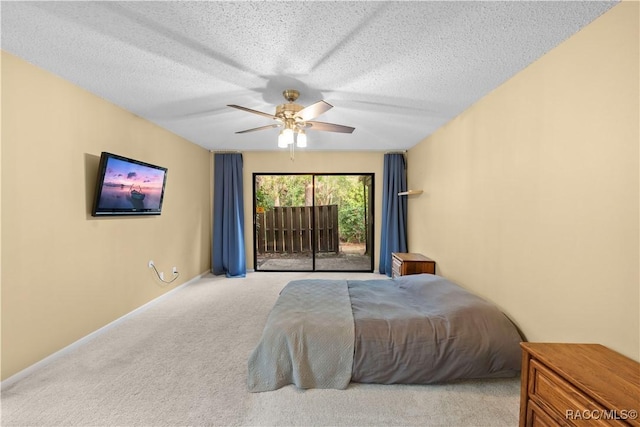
247, 274, 522, 392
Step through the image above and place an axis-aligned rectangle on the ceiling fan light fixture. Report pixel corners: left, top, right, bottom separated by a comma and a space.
296, 130, 307, 148
277, 130, 289, 148
278, 127, 294, 148
230, 89, 354, 155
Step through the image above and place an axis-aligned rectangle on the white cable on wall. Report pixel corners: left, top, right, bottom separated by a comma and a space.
148, 261, 179, 285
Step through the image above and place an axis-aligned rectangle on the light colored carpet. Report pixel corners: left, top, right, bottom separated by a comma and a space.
1, 272, 521, 426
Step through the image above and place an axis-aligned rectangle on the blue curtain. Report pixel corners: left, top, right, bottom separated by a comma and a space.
212, 153, 246, 278
379, 153, 408, 276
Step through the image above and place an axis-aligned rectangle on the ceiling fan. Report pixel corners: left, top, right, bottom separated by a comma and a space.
228, 89, 355, 147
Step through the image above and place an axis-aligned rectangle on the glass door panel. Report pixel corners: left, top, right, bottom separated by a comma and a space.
314, 174, 373, 272
254, 174, 313, 271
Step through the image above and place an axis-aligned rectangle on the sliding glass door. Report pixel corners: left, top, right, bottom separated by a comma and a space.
253, 173, 374, 272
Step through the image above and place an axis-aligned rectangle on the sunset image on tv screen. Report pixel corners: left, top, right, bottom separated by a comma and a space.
97, 157, 165, 210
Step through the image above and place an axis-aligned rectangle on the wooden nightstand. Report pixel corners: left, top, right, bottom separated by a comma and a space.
391, 253, 436, 278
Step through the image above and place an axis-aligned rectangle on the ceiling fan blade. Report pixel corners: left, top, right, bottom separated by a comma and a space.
295, 101, 333, 121
235, 124, 280, 134
228, 104, 277, 120
307, 121, 355, 134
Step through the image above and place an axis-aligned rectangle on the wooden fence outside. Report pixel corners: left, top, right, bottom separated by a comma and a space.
256, 205, 339, 254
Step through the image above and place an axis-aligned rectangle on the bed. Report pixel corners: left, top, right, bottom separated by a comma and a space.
247, 274, 522, 392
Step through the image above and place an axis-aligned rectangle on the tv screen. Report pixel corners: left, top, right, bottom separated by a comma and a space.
92, 152, 168, 216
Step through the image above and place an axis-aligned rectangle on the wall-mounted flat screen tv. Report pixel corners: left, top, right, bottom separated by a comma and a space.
92, 152, 168, 216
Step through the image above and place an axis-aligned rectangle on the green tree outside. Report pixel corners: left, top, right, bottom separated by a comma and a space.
255, 175, 368, 244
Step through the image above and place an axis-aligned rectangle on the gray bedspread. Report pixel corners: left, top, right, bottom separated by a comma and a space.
350, 274, 522, 384
247, 279, 354, 392
248, 274, 522, 392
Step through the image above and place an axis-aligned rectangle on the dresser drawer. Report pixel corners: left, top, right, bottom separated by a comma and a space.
529, 360, 627, 426
520, 343, 640, 427
527, 399, 558, 427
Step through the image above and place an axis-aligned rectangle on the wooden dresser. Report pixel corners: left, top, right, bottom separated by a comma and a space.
520, 342, 640, 427
391, 253, 435, 277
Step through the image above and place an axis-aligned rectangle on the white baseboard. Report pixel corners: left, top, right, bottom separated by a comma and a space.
1, 271, 209, 390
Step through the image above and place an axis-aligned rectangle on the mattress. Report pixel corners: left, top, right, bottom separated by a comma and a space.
248, 274, 522, 392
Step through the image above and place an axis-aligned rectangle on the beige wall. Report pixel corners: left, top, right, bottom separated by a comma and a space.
241, 151, 385, 271
1, 52, 212, 379
407, 3, 639, 360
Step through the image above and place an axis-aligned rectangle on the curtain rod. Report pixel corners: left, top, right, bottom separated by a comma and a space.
385, 150, 407, 154
210, 150, 242, 153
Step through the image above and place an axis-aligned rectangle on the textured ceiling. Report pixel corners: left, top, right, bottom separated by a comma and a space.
1, 1, 617, 152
